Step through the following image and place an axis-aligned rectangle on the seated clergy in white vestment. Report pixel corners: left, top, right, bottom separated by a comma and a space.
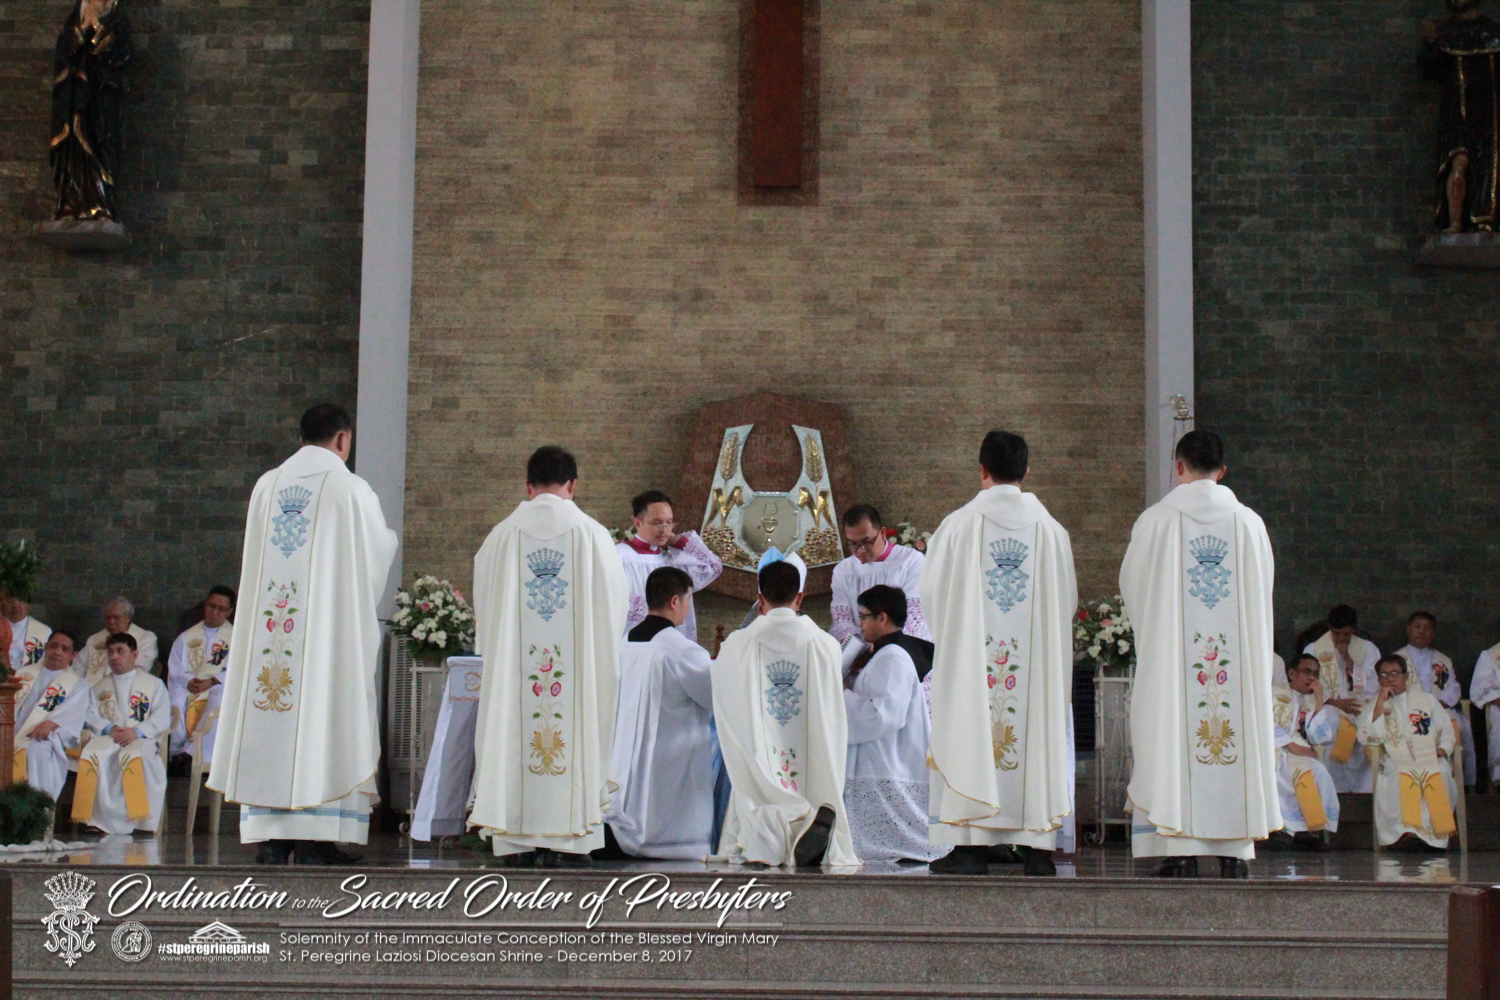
606, 567, 718, 860
830, 505, 931, 647
209, 404, 399, 865
1270, 654, 1340, 849
923, 431, 1078, 877
72, 633, 171, 835
1469, 640, 1500, 785
12, 630, 88, 800
1359, 654, 1457, 852
3, 589, 52, 702
840, 585, 941, 864
74, 596, 159, 688
1271, 653, 1286, 685
166, 586, 235, 760
1122, 431, 1279, 879
1394, 611, 1475, 787
1303, 604, 1380, 795
617, 490, 723, 643
712, 559, 857, 868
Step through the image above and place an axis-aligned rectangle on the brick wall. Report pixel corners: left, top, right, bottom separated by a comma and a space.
1194, 1, 1500, 677
405, 0, 1146, 611
0, 0, 368, 645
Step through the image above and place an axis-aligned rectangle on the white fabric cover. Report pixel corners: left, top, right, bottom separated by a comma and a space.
411, 656, 485, 841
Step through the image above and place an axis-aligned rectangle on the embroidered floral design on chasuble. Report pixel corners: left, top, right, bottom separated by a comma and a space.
1191, 632, 1237, 766
985, 538, 1030, 614
271, 486, 313, 558
524, 548, 569, 622
764, 659, 803, 727
1186, 535, 1232, 610
985, 635, 1023, 770
253, 580, 298, 713
776, 747, 800, 792
527, 644, 567, 775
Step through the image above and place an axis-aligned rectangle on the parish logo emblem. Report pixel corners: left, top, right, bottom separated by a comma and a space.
984, 537, 1031, 613
1186, 535, 1232, 610
111, 921, 153, 962
764, 659, 803, 727
271, 485, 314, 557
41, 871, 99, 967
524, 548, 569, 621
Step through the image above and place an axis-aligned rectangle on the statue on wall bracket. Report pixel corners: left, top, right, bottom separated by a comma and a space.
40, 0, 133, 250
1423, 0, 1500, 234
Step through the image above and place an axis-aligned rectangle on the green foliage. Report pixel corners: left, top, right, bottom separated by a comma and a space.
0, 781, 56, 845
0, 539, 42, 603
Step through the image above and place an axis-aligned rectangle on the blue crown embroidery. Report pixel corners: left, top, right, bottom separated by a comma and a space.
985, 537, 1031, 613
764, 659, 803, 727
1186, 534, 1233, 610
270, 485, 314, 558
525, 548, 570, 621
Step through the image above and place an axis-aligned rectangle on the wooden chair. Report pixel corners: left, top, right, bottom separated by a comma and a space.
184, 708, 222, 839
156, 705, 180, 838
1366, 740, 1466, 854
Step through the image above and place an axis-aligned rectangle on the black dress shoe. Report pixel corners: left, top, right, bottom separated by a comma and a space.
1264, 830, 1296, 851
1219, 857, 1249, 879
793, 805, 836, 867
551, 851, 593, 868
986, 844, 1024, 864
1023, 849, 1057, 876
500, 850, 538, 867
1154, 856, 1199, 878
292, 841, 363, 865
1291, 832, 1330, 853
255, 839, 292, 865
929, 846, 988, 875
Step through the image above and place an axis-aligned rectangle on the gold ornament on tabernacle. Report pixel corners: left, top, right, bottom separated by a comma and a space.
719, 433, 741, 481
797, 487, 835, 530
800, 528, 841, 568
707, 485, 744, 530
803, 435, 824, 482
704, 526, 757, 569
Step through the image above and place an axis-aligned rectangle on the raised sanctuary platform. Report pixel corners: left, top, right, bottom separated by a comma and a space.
7, 837, 1469, 999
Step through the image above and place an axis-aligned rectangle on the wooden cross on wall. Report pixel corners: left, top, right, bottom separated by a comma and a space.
738, 0, 820, 205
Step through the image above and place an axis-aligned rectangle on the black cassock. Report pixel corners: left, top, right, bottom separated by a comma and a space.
50, 0, 132, 221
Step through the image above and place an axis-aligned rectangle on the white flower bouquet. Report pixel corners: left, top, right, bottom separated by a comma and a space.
890, 519, 932, 552
387, 575, 475, 660
1074, 594, 1135, 673
609, 525, 636, 544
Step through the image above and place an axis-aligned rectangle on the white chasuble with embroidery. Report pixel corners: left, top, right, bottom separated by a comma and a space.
469, 493, 627, 854
1121, 479, 1280, 853
711, 608, 857, 866
177, 620, 233, 737
209, 446, 397, 811
924, 485, 1077, 847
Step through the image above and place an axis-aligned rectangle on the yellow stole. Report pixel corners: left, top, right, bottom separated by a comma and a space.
1311, 632, 1371, 763
1273, 685, 1329, 831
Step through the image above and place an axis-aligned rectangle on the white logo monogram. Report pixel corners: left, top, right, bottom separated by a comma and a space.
41, 871, 100, 967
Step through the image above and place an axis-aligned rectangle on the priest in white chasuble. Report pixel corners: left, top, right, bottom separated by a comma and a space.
606, 567, 717, 860
1302, 604, 1380, 794
1271, 653, 1340, 849
713, 559, 857, 868
470, 446, 628, 866
1359, 654, 1458, 851
210, 404, 398, 865
1470, 640, 1500, 785
1121, 431, 1279, 879
924, 430, 1076, 877
841, 585, 941, 864
830, 505, 931, 647
1394, 611, 1474, 787
13, 630, 88, 799
72, 633, 171, 834
617, 490, 722, 643
166, 585, 235, 761
75, 596, 158, 687
3, 589, 51, 693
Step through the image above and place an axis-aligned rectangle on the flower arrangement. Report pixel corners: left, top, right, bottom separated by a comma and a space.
609, 526, 636, 544
889, 519, 931, 553
387, 575, 475, 660
1074, 594, 1135, 673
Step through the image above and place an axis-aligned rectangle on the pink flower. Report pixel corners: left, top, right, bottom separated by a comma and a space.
284, 619, 294, 633
1197, 671, 1207, 685
1205, 650, 1218, 661
538, 662, 552, 672
1101, 619, 1112, 628
1216, 669, 1227, 685
419, 601, 432, 612
532, 682, 543, 696
987, 674, 997, 689
550, 681, 561, 697
266, 619, 275, 633
1004, 675, 1016, 690
996, 654, 1009, 667
276, 599, 288, 609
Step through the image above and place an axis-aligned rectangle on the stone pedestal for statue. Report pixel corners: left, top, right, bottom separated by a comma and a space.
37, 219, 130, 251
1416, 232, 1500, 268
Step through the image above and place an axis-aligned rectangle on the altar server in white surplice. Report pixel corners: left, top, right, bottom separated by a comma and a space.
830, 505, 931, 646
166, 586, 235, 760
1272, 653, 1340, 848
1121, 431, 1279, 879
841, 585, 941, 864
617, 490, 722, 643
74, 596, 158, 687
72, 633, 171, 834
606, 567, 717, 860
13, 630, 88, 799
1394, 611, 1475, 787
1302, 604, 1380, 794
470, 446, 628, 866
210, 404, 398, 865
1470, 641, 1500, 784
1360, 654, 1458, 851
924, 431, 1077, 877
713, 559, 857, 868
3, 590, 51, 699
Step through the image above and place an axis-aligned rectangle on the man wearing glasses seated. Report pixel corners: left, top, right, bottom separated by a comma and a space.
1359, 653, 1458, 853
830, 505, 931, 649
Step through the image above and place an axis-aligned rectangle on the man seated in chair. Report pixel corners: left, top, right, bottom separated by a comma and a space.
1394, 612, 1475, 788
13, 630, 89, 800
1358, 653, 1457, 853
73, 633, 171, 835
167, 585, 235, 765
1270, 654, 1340, 851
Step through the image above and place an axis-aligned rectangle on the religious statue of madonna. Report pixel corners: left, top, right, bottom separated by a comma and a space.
1423, 0, 1500, 232
50, 0, 132, 222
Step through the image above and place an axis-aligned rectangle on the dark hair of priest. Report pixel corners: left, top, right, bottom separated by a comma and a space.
632, 490, 672, 516
842, 504, 882, 529
1376, 653, 1408, 677
645, 566, 693, 610
1174, 429, 1224, 473
209, 584, 237, 604
758, 560, 802, 605
857, 584, 908, 628
1294, 653, 1320, 671
106, 631, 137, 651
527, 445, 578, 486
1409, 610, 1437, 626
1326, 604, 1358, 630
300, 402, 353, 445
979, 429, 1028, 483
49, 628, 79, 649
